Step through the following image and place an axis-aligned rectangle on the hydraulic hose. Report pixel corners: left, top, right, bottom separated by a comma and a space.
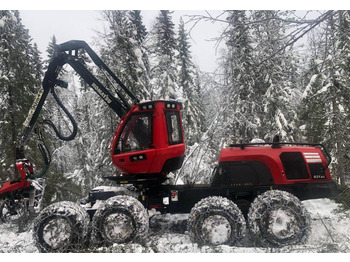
43, 87, 78, 141
31, 86, 77, 179
28, 126, 52, 179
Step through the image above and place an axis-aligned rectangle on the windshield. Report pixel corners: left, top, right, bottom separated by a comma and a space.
115, 113, 152, 154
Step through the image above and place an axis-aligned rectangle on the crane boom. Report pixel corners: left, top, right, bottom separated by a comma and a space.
16, 40, 138, 160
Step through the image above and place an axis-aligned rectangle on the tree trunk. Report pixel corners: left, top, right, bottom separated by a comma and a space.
8, 85, 17, 178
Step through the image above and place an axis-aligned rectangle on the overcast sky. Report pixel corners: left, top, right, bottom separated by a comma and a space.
11, 0, 348, 73
19, 10, 224, 73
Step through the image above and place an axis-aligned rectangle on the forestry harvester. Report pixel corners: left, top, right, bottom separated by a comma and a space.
0, 41, 338, 251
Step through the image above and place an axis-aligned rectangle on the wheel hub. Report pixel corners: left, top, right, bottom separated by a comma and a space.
269, 208, 298, 239
104, 213, 135, 243
42, 218, 72, 250
201, 215, 231, 245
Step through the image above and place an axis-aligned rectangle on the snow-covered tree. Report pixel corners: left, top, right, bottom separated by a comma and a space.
52, 10, 154, 194
38, 35, 96, 200
221, 10, 259, 144
0, 10, 42, 178
129, 10, 151, 88
176, 17, 205, 145
149, 10, 179, 100
100, 10, 150, 101
250, 10, 301, 142
216, 11, 301, 145
300, 11, 350, 185
31, 43, 43, 80
44, 35, 57, 66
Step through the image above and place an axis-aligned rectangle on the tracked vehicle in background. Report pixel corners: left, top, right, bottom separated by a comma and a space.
0, 40, 338, 252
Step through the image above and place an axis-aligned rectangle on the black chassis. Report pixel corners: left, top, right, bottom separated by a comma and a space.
84, 177, 338, 218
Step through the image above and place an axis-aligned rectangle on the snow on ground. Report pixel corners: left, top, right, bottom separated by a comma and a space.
0, 223, 37, 253
0, 198, 350, 253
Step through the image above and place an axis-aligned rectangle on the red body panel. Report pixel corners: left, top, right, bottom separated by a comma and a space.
110, 101, 186, 175
0, 161, 32, 195
219, 145, 332, 185
0, 180, 31, 195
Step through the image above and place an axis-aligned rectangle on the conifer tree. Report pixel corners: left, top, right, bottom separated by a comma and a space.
42, 35, 67, 154
251, 10, 300, 141
222, 10, 259, 144
0, 10, 42, 178
300, 11, 350, 184
149, 10, 179, 100
176, 17, 205, 145
31, 43, 43, 80
44, 35, 57, 66
129, 10, 147, 46
100, 10, 150, 101
41, 36, 94, 201
55, 10, 153, 193
129, 10, 151, 97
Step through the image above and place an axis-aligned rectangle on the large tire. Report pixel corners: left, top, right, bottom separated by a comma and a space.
248, 190, 311, 247
188, 196, 246, 246
33, 201, 90, 253
91, 195, 149, 246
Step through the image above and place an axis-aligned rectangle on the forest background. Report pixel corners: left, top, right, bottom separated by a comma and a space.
1, 10, 350, 204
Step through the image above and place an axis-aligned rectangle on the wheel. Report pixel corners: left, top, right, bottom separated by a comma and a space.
92, 195, 149, 246
188, 196, 246, 246
33, 201, 90, 252
248, 190, 311, 247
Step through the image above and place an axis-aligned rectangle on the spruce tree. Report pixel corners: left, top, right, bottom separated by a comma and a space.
56, 10, 153, 193
222, 10, 259, 144
42, 35, 67, 153
129, 10, 147, 46
44, 35, 57, 66
0, 10, 42, 178
40, 36, 94, 201
251, 10, 300, 142
31, 43, 43, 80
300, 11, 350, 185
176, 17, 205, 145
149, 10, 179, 100
100, 10, 150, 101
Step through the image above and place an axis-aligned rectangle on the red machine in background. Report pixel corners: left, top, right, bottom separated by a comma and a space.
0, 161, 32, 197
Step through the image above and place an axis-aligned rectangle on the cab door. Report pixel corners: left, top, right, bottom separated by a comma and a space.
112, 112, 156, 174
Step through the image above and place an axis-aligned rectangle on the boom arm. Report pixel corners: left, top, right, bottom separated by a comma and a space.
16, 40, 138, 160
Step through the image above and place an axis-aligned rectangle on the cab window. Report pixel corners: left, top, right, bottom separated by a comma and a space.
115, 113, 152, 154
165, 111, 183, 145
